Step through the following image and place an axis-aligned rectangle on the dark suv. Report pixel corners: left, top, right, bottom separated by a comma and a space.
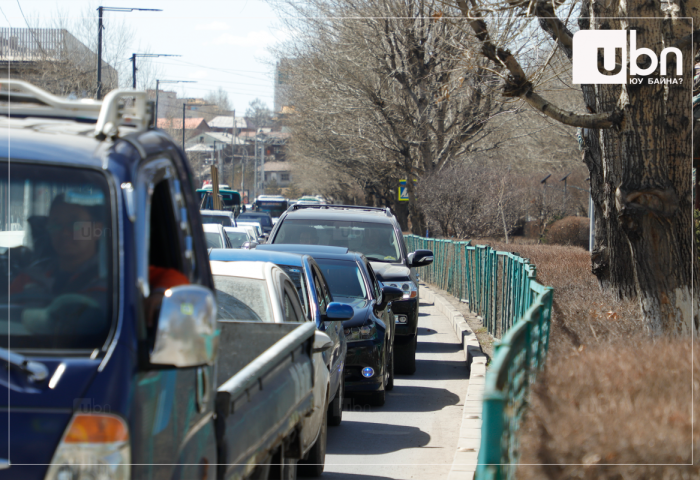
268, 205, 433, 374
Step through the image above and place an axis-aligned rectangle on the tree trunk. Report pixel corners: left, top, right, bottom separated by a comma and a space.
582, 10, 698, 335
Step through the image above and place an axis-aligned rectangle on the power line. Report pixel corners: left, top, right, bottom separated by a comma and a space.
0, 5, 11, 26
15, 0, 29, 27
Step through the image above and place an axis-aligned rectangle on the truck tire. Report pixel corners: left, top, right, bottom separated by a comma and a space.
395, 335, 417, 375
327, 376, 343, 426
297, 411, 327, 477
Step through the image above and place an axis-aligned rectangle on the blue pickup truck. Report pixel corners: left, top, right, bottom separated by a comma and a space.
0, 81, 318, 480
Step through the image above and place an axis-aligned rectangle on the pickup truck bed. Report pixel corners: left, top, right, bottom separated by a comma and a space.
215, 321, 316, 480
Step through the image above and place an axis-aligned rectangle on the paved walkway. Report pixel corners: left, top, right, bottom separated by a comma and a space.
303, 303, 469, 480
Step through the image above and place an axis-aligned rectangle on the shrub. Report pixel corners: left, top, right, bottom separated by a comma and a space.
543, 216, 589, 249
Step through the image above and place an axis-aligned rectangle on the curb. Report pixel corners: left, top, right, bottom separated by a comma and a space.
420, 284, 486, 480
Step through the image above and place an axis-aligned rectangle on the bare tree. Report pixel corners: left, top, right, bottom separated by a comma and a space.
445, 0, 697, 335
271, 0, 518, 233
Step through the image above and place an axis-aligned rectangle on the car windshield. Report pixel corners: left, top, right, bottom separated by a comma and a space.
275, 219, 402, 262
205, 232, 223, 249
213, 276, 273, 322
315, 258, 367, 299
239, 213, 272, 227
0, 162, 113, 350
201, 214, 233, 227
225, 231, 249, 248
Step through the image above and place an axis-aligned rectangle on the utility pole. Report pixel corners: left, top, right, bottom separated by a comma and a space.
154, 79, 195, 124
560, 173, 570, 215
96, 7, 162, 99
230, 110, 236, 190
130, 53, 180, 89
97, 7, 103, 99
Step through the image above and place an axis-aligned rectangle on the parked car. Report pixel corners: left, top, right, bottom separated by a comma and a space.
200, 209, 237, 227
237, 211, 274, 234
268, 204, 433, 374
0, 80, 315, 479
203, 223, 233, 249
236, 224, 261, 244
258, 245, 403, 406
210, 260, 336, 477
208, 247, 351, 427
223, 226, 257, 248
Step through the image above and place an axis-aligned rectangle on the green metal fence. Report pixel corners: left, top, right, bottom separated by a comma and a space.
405, 235, 553, 479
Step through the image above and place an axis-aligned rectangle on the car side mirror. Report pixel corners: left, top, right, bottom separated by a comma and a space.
379, 286, 403, 310
408, 249, 434, 267
150, 285, 219, 367
241, 241, 259, 250
324, 302, 354, 321
313, 330, 333, 353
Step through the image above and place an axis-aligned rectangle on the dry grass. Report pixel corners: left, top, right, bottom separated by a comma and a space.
461, 241, 699, 476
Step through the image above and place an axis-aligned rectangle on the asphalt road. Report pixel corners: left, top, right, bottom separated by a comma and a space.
303, 301, 469, 480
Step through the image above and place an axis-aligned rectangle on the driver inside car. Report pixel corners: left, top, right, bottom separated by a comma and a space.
10, 194, 108, 335
10, 194, 106, 299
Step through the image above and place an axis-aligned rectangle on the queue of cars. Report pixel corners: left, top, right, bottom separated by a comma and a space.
0, 81, 434, 480
200, 202, 433, 476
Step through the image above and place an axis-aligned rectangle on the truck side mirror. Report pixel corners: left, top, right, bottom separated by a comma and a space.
324, 302, 354, 321
408, 250, 434, 267
150, 285, 219, 367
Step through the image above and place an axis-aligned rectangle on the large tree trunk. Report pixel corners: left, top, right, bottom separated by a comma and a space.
583, 10, 698, 335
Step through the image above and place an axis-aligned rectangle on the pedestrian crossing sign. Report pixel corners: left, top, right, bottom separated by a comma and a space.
398, 180, 409, 201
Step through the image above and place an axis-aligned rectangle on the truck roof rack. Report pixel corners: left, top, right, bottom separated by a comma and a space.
0, 79, 154, 140
290, 204, 393, 217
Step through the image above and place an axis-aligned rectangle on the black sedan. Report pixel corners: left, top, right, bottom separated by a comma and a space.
258, 245, 402, 406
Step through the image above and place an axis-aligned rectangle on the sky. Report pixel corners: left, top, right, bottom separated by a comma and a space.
0, 0, 288, 114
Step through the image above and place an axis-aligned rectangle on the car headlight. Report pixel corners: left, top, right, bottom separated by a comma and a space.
45, 413, 130, 480
384, 281, 417, 300
344, 323, 377, 342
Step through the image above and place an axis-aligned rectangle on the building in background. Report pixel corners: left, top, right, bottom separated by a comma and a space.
0, 27, 118, 97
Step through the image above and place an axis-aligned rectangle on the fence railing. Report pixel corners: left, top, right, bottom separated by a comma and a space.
405, 235, 553, 479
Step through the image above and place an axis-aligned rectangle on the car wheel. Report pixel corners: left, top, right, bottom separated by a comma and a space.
298, 407, 327, 477
386, 340, 395, 391
327, 375, 343, 426
395, 335, 417, 375
368, 388, 386, 407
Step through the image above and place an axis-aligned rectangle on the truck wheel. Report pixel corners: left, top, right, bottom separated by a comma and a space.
386, 341, 395, 391
298, 411, 327, 477
327, 376, 343, 426
395, 336, 417, 375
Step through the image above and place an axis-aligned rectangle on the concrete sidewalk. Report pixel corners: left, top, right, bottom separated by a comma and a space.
419, 284, 487, 480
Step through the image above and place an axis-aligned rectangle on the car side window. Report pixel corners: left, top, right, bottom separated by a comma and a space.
366, 261, 382, 301
311, 266, 331, 315
283, 281, 303, 322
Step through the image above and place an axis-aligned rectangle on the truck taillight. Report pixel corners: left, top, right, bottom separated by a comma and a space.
45, 413, 130, 480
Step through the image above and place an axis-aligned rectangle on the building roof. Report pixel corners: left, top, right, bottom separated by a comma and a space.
209, 116, 248, 129
185, 144, 215, 152
264, 162, 292, 172
157, 117, 208, 130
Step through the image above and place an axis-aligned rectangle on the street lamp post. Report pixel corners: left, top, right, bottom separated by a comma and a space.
154, 80, 195, 125
96, 7, 162, 99
131, 54, 180, 89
